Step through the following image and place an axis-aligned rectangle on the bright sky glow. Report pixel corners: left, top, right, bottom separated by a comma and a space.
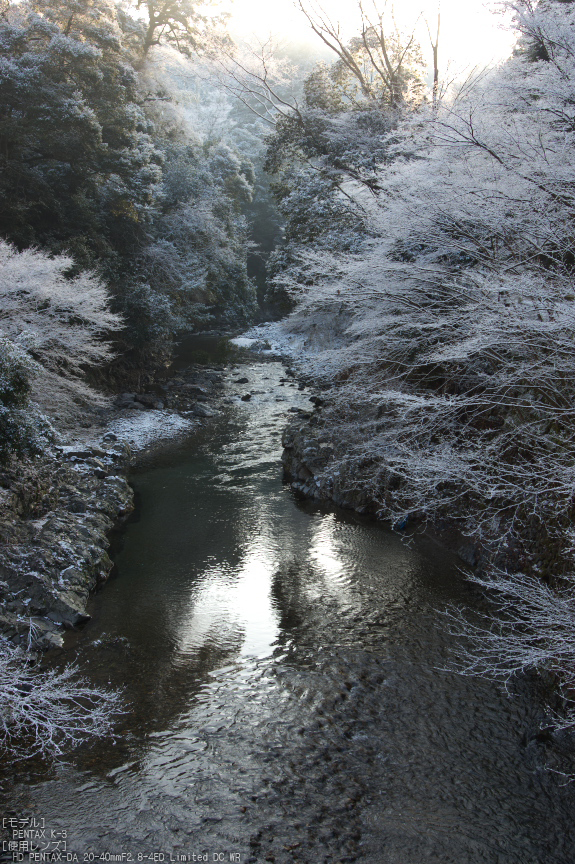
229, 0, 516, 75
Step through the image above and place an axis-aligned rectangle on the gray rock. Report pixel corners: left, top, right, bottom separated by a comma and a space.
67, 497, 88, 514
114, 393, 135, 408
47, 591, 91, 628
135, 393, 157, 408
190, 403, 218, 418
0, 442, 133, 648
183, 385, 210, 396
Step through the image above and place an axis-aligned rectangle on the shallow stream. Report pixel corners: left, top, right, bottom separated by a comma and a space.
3, 356, 575, 863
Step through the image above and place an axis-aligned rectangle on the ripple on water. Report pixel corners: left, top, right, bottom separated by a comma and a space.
4, 359, 575, 864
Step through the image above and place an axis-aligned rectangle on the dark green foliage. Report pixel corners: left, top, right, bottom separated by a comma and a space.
0, 339, 31, 410
0, 0, 256, 364
0, 339, 50, 463
0, 2, 159, 273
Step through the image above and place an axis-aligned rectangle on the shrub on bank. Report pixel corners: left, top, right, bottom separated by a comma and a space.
0, 635, 123, 760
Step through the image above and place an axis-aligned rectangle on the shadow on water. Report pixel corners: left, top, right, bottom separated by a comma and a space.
2, 356, 575, 864
170, 333, 240, 371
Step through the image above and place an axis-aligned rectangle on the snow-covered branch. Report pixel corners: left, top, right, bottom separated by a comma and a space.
276, 0, 575, 724
0, 635, 123, 760
0, 241, 122, 444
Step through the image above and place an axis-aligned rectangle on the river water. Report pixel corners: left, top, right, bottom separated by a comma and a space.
3, 358, 575, 864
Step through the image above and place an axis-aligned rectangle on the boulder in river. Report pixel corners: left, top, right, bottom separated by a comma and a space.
183, 385, 210, 397
114, 393, 136, 408
135, 393, 161, 408
190, 403, 218, 418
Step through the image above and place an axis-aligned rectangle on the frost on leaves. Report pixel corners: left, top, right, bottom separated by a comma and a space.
0, 635, 123, 760
0, 241, 122, 452
278, 0, 575, 724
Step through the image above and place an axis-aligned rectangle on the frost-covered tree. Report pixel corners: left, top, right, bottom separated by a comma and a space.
0, 241, 122, 437
0, 1, 160, 275
0, 0, 257, 361
246, 3, 428, 311
296, 0, 426, 108
0, 634, 122, 760
135, 0, 225, 58
278, 0, 575, 724
131, 138, 257, 336
125, 55, 258, 347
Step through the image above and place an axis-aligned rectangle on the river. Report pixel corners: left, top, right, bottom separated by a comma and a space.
2, 355, 575, 864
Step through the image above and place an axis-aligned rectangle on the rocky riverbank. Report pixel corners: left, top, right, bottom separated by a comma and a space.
0, 352, 246, 652
281, 412, 486, 572
105, 363, 225, 456
0, 438, 134, 650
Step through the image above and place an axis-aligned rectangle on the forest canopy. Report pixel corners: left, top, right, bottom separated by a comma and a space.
0, 0, 257, 367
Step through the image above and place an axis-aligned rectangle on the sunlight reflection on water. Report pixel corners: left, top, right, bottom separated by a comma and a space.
4, 359, 575, 864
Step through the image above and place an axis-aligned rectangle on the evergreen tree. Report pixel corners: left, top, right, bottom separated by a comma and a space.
0, 1, 159, 276
0, 0, 256, 362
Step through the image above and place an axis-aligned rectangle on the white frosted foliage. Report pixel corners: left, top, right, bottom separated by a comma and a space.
0, 241, 122, 423
277, 0, 575, 720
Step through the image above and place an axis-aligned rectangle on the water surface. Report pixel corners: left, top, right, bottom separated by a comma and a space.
4, 359, 575, 864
